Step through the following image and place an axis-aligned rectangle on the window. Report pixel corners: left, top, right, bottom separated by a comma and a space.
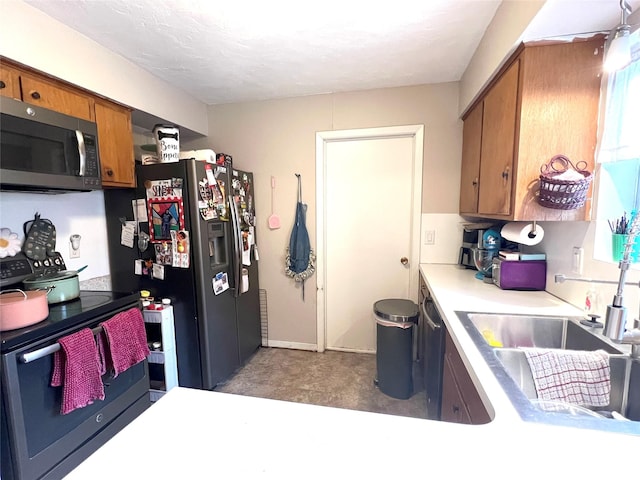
594, 29, 640, 264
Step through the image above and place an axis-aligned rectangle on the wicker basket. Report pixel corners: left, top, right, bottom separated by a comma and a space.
537, 155, 592, 210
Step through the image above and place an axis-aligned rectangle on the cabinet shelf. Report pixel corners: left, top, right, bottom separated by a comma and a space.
143, 306, 178, 401
148, 351, 166, 364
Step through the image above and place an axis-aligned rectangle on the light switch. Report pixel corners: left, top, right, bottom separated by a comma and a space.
425, 230, 435, 245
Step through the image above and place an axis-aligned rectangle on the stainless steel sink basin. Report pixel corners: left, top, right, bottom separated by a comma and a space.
494, 348, 640, 421
456, 311, 639, 434
465, 312, 624, 354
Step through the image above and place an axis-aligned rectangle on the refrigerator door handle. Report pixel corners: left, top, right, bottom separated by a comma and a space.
229, 194, 243, 298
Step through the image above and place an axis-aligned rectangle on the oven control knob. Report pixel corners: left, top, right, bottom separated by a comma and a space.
33, 260, 41, 268
43, 259, 51, 267
54, 258, 62, 265
95, 413, 104, 423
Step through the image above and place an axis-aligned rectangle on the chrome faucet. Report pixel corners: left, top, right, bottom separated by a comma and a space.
555, 213, 640, 357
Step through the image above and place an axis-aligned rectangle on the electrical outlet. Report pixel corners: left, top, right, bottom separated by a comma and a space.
425, 230, 436, 245
572, 247, 583, 275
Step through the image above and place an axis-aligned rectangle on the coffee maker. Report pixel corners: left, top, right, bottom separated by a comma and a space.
459, 229, 478, 269
458, 224, 493, 269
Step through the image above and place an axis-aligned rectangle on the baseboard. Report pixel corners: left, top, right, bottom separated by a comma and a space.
326, 346, 375, 354
264, 340, 318, 351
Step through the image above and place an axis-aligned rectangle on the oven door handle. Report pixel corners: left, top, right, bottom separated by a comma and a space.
19, 324, 103, 363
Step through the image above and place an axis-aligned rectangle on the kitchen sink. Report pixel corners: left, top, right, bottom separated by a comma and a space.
464, 313, 624, 354
456, 311, 639, 434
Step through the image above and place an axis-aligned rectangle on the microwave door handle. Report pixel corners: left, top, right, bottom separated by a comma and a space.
76, 130, 86, 176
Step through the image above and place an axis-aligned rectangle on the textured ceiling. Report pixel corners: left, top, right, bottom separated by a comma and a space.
23, 0, 640, 106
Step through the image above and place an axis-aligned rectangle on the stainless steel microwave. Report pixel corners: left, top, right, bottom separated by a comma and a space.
0, 96, 102, 193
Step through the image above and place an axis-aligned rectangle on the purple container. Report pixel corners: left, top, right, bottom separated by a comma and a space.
492, 259, 547, 291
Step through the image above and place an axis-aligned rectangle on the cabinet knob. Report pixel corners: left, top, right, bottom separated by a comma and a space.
501, 167, 510, 180
106, 168, 114, 177
472, 177, 478, 187
400, 257, 409, 266
452, 405, 460, 413
30, 91, 41, 100
0, 80, 5, 89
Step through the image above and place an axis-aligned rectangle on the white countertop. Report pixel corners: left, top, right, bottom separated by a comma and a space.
66, 265, 639, 479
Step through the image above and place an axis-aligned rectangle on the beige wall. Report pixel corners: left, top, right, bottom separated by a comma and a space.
187, 83, 462, 346
459, 0, 545, 114
1, 1, 208, 135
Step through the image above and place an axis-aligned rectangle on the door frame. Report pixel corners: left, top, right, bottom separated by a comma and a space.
315, 125, 424, 352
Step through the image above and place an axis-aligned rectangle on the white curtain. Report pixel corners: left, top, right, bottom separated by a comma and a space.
594, 31, 640, 262
598, 35, 640, 164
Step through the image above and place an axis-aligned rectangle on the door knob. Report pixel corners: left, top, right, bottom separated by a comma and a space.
400, 257, 409, 266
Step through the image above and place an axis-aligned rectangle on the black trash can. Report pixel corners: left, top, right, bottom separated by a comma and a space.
374, 298, 419, 400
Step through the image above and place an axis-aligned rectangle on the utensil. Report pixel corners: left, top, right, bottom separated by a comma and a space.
268, 176, 281, 230
0, 289, 49, 331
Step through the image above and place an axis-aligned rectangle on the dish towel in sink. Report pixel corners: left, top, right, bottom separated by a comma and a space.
522, 348, 610, 407
98, 308, 150, 377
51, 328, 105, 415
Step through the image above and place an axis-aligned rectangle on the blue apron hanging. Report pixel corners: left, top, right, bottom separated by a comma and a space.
285, 174, 315, 300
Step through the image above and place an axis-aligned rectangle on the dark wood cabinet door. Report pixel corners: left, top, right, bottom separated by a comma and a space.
441, 330, 491, 425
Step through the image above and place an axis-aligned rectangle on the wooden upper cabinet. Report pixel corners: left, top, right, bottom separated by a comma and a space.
478, 60, 519, 217
0, 64, 22, 99
95, 99, 135, 188
19, 72, 95, 122
459, 36, 604, 221
459, 102, 483, 214
1, 57, 136, 189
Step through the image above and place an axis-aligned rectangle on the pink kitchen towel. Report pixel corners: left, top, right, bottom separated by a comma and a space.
522, 347, 610, 407
100, 308, 150, 377
51, 328, 105, 415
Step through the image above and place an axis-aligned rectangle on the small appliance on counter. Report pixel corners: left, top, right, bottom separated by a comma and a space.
459, 222, 494, 269
492, 258, 547, 291
471, 229, 501, 282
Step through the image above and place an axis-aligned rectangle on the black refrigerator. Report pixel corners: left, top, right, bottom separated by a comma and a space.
104, 159, 261, 390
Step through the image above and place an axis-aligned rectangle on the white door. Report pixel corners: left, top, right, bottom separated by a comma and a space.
316, 126, 423, 353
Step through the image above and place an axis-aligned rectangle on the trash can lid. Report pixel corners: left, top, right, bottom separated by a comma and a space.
373, 299, 419, 323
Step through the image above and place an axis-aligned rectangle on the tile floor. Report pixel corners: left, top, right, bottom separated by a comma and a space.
215, 347, 427, 419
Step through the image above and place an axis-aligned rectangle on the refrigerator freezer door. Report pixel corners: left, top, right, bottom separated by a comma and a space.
231, 169, 261, 364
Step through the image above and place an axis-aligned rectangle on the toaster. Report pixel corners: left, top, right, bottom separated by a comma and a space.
492, 258, 546, 291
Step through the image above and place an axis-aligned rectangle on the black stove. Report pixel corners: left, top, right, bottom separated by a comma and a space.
1, 252, 140, 352
0, 290, 140, 352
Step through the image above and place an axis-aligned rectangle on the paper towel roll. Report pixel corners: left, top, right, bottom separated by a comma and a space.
179, 149, 217, 163
501, 222, 545, 246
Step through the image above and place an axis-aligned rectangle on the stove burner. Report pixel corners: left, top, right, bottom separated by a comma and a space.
56, 293, 113, 313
